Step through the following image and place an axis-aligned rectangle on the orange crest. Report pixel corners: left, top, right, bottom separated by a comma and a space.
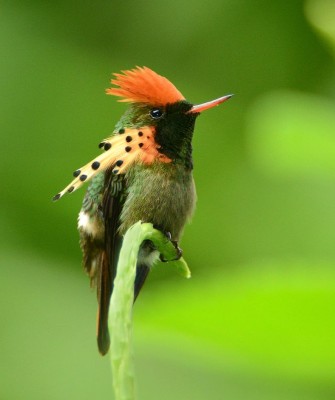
106, 66, 185, 106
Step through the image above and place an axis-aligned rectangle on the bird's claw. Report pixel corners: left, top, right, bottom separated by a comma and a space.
160, 240, 183, 262
151, 225, 181, 262
153, 224, 172, 241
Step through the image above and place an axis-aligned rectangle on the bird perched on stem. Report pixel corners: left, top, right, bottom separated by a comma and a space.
53, 66, 232, 355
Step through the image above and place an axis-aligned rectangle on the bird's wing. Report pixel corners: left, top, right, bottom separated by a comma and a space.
97, 171, 125, 355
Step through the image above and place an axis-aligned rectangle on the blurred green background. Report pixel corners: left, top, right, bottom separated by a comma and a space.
1, 1, 335, 399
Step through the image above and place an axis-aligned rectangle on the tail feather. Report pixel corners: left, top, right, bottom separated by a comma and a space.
96, 259, 150, 355
134, 264, 150, 301
96, 251, 112, 355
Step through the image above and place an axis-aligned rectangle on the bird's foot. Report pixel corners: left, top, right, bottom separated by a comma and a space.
151, 224, 182, 262
159, 240, 183, 262
153, 224, 171, 240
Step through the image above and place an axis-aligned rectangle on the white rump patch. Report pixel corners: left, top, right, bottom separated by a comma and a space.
78, 211, 103, 238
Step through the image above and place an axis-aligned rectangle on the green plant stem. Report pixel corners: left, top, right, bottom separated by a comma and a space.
109, 221, 190, 400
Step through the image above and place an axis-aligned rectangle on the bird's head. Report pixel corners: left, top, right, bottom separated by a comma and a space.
53, 66, 232, 201
107, 67, 232, 167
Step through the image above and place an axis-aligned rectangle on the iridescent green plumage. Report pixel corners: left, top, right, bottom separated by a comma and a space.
54, 66, 232, 355
79, 104, 197, 354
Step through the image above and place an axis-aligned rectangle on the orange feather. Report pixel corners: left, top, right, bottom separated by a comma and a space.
106, 66, 185, 106
53, 126, 171, 201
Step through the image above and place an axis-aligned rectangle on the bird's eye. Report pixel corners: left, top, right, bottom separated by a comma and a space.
150, 108, 163, 119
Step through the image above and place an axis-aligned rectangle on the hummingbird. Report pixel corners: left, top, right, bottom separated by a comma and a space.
53, 66, 232, 355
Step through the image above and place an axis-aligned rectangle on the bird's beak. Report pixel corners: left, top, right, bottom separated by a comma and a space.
188, 94, 233, 113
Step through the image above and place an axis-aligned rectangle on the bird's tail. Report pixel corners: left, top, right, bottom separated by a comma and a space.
96, 257, 151, 355
96, 250, 112, 356
134, 263, 150, 301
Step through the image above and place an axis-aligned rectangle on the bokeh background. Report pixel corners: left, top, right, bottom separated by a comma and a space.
1, 1, 335, 399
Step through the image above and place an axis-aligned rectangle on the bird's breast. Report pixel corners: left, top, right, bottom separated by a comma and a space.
119, 162, 196, 240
